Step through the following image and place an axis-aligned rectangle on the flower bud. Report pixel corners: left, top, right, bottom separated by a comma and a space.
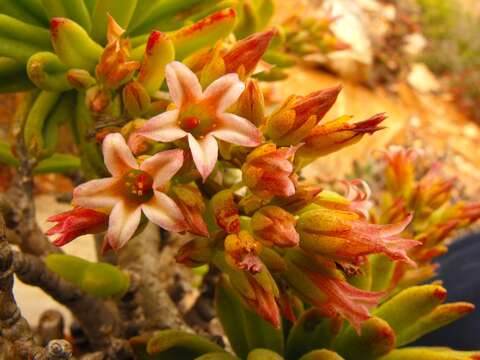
297, 207, 419, 265
46, 207, 108, 246
170, 184, 208, 237
210, 190, 240, 234
175, 237, 215, 267
251, 206, 299, 247
85, 85, 110, 113
224, 29, 276, 77
242, 143, 299, 199
122, 81, 151, 117
273, 185, 323, 212
67, 68, 96, 89
381, 146, 418, 198
295, 113, 387, 167
224, 230, 262, 274
283, 249, 383, 332
266, 85, 341, 146
232, 79, 265, 127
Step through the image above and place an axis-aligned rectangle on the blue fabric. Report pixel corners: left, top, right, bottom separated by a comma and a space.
412, 231, 480, 349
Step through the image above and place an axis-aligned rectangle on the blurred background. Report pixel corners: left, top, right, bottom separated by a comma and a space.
0, 0, 479, 339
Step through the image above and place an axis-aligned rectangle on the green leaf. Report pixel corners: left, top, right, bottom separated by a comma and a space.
41, 0, 91, 32
332, 317, 396, 360
286, 308, 343, 359
27, 52, 72, 92
0, 14, 52, 62
195, 352, 240, 360
247, 349, 283, 360
299, 349, 345, 360
380, 348, 480, 360
91, 0, 138, 45
373, 284, 447, 343
34, 153, 80, 174
45, 254, 130, 298
0, 57, 34, 93
147, 330, 224, 358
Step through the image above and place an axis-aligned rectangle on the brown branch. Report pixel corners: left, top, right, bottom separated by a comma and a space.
11, 250, 132, 358
117, 223, 193, 333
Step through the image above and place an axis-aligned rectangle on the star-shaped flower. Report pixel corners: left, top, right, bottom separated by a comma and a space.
73, 133, 187, 250
129, 61, 262, 180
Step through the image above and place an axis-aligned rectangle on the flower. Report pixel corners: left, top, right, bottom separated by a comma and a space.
242, 143, 300, 199
211, 190, 240, 234
251, 206, 299, 247
46, 207, 108, 246
130, 61, 262, 180
73, 133, 187, 250
224, 230, 263, 274
284, 250, 383, 332
297, 207, 419, 266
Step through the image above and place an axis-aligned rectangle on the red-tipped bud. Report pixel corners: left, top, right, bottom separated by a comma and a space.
170, 184, 209, 237
46, 207, 108, 246
122, 81, 151, 117
224, 29, 276, 76
175, 237, 214, 267
67, 69, 96, 89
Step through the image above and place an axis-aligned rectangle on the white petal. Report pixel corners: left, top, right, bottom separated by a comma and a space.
140, 149, 184, 189
165, 61, 202, 108
135, 109, 187, 143
106, 201, 142, 250
103, 133, 138, 176
142, 191, 187, 232
202, 73, 245, 112
211, 113, 262, 147
188, 134, 218, 181
73, 178, 122, 209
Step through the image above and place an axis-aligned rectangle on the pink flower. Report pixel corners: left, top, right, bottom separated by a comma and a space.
46, 207, 108, 246
73, 133, 187, 250
342, 179, 373, 219
130, 61, 262, 181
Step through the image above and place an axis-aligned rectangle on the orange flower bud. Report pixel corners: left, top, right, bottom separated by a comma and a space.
266, 85, 341, 146
67, 69, 96, 89
210, 190, 240, 234
242, 143, 300, 199
224, 231, 262, 274
296, 113, 386, 167
251, 206, 299, 247
122, 81, 151, 117
170, 184, 208, 237
176, 237, 214, 267
232, 79, 265, 127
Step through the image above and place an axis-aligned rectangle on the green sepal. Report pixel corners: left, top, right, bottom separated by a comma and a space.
286, 308, 343, 359
45, 254, 130, 298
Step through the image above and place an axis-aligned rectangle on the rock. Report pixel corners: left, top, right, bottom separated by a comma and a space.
407, 63, 442, 93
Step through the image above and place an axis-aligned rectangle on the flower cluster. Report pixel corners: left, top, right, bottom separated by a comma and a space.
46, 24, 421, 333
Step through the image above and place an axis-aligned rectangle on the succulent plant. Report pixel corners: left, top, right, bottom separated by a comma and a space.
0, 1, 478, 359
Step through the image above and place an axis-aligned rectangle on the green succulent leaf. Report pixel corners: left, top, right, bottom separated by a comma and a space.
146, 330, 225, 358
45, 254, 130, 298
27, 52, 72, 92
380, 347, 480, 360
333, 317, 396, 360
299, 349, 345, 360
247, 348, 283, 360
41, 0, 91, 32
286, 308, 343, 359
0, 57, 34, 93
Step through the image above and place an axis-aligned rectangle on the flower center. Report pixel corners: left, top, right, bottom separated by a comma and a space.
122, 169, 154, 202
179, 105, 216, 137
